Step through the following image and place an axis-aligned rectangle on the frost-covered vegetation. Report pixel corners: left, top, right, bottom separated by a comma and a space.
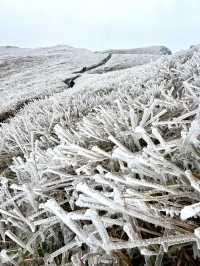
0, 44, 200, 265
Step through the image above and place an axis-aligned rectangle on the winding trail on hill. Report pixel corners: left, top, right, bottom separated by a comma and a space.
63, 53, 112, 88
72, 53, 112, 74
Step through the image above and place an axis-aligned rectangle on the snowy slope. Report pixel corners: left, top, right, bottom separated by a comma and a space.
0, 45, 106, 116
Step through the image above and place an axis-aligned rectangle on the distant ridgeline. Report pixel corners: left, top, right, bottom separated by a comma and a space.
97, 45, 172, 55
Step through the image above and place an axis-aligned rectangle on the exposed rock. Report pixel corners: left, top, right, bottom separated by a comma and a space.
63, 74, 81, 87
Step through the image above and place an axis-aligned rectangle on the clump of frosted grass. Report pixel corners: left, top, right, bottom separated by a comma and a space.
1, 45, 200, 264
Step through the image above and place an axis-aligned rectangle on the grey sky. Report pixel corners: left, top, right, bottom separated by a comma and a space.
0, 0, 199, 51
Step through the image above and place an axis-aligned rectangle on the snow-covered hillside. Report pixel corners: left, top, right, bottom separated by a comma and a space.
0, 45, 106, 118
1, 44, 200, 265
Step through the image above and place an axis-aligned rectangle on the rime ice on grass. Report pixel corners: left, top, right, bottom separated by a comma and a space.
1, 44, 200, 264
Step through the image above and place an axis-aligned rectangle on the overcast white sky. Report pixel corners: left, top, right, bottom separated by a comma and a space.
0, 0, 199, 51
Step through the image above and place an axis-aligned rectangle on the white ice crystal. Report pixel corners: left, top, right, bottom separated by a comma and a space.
1, 44, 200, 264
